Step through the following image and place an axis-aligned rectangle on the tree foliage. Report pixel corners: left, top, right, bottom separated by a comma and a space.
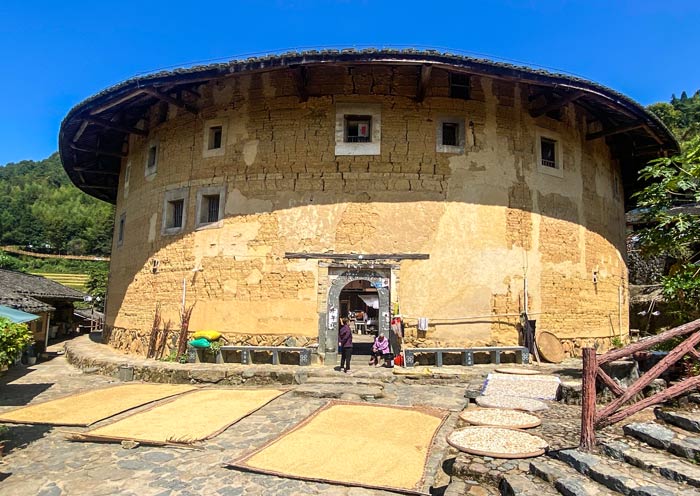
0, 153, 114, 256
0, 317, 33, 368
635, 137, 700, 320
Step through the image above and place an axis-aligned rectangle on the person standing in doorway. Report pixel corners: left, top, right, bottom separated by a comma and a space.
338, 317, 353, 373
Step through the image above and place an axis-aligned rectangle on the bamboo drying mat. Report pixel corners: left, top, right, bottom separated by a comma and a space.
228, 401, 448, 495
69, 388, 286, 446
0, 383, 196, 426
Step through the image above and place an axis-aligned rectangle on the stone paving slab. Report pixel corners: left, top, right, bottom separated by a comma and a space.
600, 439, 700, 488
624, 421, 700, 462
655, 408, 700, 433
528, 457, 616, 496
553, 447, 699, 496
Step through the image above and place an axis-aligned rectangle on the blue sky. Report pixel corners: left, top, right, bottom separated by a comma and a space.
1, 0, 698, 165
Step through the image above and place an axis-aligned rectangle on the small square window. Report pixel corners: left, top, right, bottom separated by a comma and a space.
208, 126, 223, 150
196, 186, 225, 229
201, 194, 220, 224
146, 144, 158, 175
442, 123, 459, 147
166, 199, 184, 229
540, 138, 557, 168
345, 115, 372, 143
450, 73, 470, 100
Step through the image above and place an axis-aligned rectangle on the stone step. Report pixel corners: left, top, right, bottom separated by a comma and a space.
623, 421, 700, 462
499, 472, 561, 496
529, 457, 615, 496
655, 407, 700, 434
600, 439, 700, 488
553, 448, 699, 496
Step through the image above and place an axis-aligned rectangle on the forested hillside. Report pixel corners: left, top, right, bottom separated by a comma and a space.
0, 153, 114, 256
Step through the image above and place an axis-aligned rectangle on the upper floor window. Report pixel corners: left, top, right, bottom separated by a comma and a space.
344, 116, 371, 143
117, 213, 126, 247
449, 73, 470, 100
166, 199, 184, 229
145, 143, 158, 176
436, 117, 465, 154
203, 120, 227, 157
196, 185, 225, 229
540, 138, 557, 169
162, 187, 189, 235
335, 103, 381, 156
536, 130, 563, 178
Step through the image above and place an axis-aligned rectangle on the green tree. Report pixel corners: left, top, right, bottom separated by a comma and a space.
0, 318, 33, 368
86, 265, 109, 312
635, 137, 700, 321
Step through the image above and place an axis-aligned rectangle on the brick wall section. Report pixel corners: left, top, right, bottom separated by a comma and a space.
107, 66, 628, 358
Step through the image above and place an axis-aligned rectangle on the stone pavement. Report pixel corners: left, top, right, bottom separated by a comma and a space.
0, 335, 586, 495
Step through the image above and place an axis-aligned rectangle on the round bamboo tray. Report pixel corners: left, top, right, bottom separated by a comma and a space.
459, 408, 541, 429
447, 426, 548, 458
494, 367, 544, 375
536, 332, 565, 363
475, 395, 548, 412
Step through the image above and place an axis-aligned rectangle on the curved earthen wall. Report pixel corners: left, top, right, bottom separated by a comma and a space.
105, 66, 627, 357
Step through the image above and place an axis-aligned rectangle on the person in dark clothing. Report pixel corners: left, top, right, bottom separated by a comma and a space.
338, 317, 353, 373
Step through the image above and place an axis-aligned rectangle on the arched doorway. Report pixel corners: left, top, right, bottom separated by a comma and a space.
322, 269, 391, 364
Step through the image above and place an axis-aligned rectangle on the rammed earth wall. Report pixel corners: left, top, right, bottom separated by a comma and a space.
106, 66, 627, 358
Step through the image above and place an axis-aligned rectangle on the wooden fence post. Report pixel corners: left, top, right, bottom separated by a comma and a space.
580, 347, 597, 451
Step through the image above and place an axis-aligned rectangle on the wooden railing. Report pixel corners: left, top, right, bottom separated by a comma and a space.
580, 318, 700, 450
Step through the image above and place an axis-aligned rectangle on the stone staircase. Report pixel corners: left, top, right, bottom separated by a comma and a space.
499, 407, 700, 495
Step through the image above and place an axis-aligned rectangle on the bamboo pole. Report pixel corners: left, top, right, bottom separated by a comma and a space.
580, 347, 598, 451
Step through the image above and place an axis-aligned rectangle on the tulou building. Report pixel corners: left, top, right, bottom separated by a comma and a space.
59, 49, 677, 362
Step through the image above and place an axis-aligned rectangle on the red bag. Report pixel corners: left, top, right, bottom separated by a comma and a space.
394, 354, 404, 367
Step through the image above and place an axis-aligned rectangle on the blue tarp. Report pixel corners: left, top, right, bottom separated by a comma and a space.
0, 305, 40, 324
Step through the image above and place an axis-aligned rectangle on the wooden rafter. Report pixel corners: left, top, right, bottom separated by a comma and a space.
89, 90, 145, 115
416, 65, 432, 103
586, 123, 644, 141
86, 116, 147, 136
73, 167, 119, 175
530, 91, 584, 118
142, 87, 198, 114
70, 144, 127, 158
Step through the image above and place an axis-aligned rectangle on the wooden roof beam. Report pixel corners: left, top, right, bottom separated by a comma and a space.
142, 87, 198, 114
416, 65, 432, 103
73, 168, 120, 175
86, 117, 148, 136
291, 66, 308, 103
89, 90, 145, 115
587, 123, 644, 141
530, 91, 585, 118
70, 144, 127, 158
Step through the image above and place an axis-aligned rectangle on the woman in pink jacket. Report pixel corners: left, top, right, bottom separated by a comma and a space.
370, 333, 391, 367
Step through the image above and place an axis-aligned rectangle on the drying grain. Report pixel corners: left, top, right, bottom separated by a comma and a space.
447, 426, 548, 458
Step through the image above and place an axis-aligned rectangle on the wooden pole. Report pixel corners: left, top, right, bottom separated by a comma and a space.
580, 347, 598, 451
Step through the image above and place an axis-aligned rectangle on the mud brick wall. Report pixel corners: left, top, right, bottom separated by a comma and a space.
107, 66, 627, 358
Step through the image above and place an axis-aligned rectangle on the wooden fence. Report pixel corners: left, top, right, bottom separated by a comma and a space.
580, 318, 700, 450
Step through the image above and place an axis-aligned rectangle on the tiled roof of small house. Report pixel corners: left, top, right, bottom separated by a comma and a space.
59, 48, 679, 204
0, 291, 54, 313
0, 269, 85, 302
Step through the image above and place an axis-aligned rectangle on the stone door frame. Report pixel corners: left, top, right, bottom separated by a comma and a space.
320, 268, 391, 364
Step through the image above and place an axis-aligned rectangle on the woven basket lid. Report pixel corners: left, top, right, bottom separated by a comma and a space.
536, 331, 565, 363
447, 426, 548, 458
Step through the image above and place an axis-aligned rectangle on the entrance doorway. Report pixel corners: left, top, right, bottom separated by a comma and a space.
322, 269, 391, 365
340, 280, 379, 357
